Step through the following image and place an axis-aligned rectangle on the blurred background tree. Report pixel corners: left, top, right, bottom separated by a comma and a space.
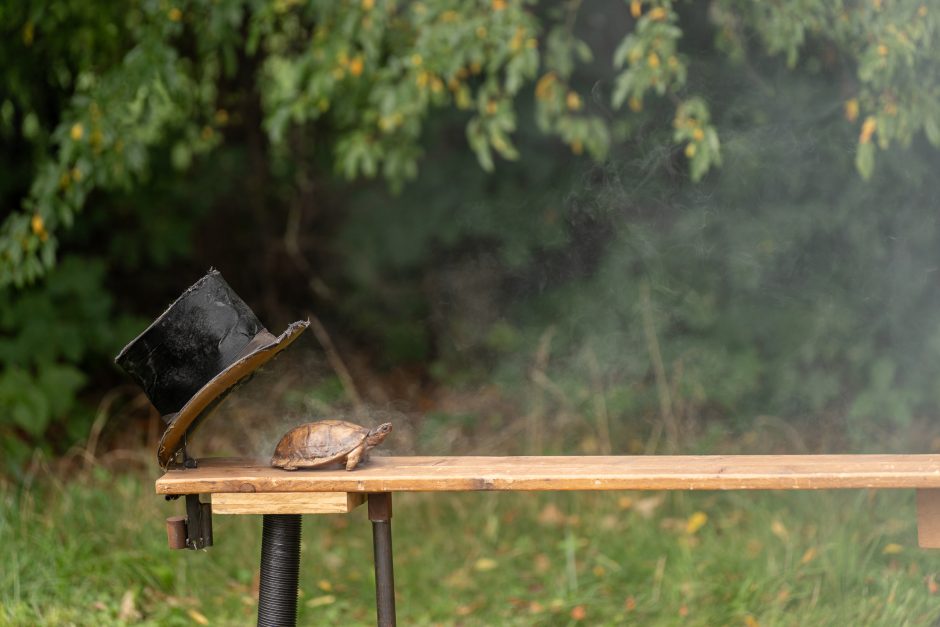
2, 0, 939, 472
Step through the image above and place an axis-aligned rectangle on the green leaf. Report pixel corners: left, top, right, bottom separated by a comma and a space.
0, 368, 50, 436
855, 142, 875, 180
611, 73, 633, 110
925, 114, 940, 148
171, 143, 192, 170
37, 364, 87, 417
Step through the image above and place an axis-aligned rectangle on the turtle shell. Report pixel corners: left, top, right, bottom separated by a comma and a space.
271, 419, 370, 470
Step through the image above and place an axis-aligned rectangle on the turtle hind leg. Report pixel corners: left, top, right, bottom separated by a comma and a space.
278, 455, 302, 471
345, 443, 366, 471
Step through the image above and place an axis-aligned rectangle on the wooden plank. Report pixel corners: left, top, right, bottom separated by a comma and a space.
156, 455, 940, 495
212, 492, 365, 515
917, 489, 940, 549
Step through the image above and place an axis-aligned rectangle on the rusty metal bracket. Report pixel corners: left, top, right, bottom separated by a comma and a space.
175, 433, 199, 469
166, 494, 213, 550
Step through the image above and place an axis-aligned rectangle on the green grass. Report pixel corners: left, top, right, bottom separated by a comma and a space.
2, 463, 939, 626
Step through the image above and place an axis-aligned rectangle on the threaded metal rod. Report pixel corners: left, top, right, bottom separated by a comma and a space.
372, 520, 396, 626
257, 514, 302, 627
369, 493, 396, 627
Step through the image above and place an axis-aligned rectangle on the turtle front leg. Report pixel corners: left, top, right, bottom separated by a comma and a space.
345, 443, 366, 470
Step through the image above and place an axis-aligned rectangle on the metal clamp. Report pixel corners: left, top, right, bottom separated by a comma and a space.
166, 494, 213, 550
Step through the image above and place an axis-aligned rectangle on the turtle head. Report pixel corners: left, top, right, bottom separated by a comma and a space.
366, 422, 393, 447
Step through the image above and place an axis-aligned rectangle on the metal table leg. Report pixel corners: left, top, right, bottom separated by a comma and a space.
257, 514, 302, 627
369, 493, 397, 627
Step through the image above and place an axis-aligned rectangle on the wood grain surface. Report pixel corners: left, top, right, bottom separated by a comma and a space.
211, 491, 365, 515
917, 489, 940, 548
155, 455, 940, 494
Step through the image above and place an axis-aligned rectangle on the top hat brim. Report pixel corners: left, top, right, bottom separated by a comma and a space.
156, 319, 309, 469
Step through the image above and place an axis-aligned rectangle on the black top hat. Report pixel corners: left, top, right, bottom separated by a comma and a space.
115, 270, 308, 468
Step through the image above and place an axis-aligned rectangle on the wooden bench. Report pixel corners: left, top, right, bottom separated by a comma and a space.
157, 455, 940, 626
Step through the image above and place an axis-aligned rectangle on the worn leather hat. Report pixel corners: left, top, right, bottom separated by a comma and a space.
115, 270, 308, 468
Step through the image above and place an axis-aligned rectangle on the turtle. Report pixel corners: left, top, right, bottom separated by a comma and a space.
271, 420, 392, 471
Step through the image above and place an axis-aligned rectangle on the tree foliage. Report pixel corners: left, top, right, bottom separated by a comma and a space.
2, 0, 939, 286
1, 0, 940, 471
